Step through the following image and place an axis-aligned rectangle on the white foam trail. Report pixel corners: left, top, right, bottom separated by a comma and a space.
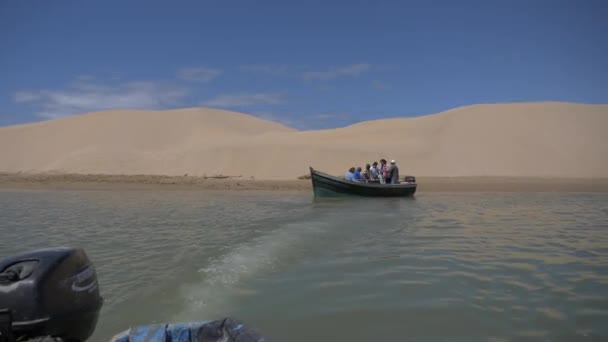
172, 220, 328, 321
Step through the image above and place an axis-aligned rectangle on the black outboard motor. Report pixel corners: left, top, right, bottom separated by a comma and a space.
0, 247, 103, 342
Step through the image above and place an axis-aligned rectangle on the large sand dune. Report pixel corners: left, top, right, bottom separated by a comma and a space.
1, 103, 607, 179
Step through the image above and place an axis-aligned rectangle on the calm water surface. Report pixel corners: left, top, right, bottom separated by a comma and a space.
1, 189, 607, 341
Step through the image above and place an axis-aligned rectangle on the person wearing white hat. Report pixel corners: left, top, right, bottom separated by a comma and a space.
388, 159, 400, 184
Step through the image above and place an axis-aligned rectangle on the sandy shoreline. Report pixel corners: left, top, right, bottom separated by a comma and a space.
1, 173, 608, 192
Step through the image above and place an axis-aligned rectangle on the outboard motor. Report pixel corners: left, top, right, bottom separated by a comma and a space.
0, 247, 103, 342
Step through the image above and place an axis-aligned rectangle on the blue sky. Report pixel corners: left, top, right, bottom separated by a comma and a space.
1, 0, 606, 129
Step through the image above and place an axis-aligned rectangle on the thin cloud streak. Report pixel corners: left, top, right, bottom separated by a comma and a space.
302, 63, 371, 81
240, 63, 374, 82
14, 80, 189, 119
14, 91, 43, 103
201, 93, 285, 107
177, 67, 222, 82
239, 64, 290, 75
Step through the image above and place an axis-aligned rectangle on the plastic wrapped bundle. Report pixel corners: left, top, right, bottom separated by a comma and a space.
110, 318, 266, 342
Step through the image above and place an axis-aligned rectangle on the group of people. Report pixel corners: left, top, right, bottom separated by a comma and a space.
345, 159, 400, 184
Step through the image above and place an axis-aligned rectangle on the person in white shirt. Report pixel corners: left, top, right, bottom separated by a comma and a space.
369, 161, 379, 182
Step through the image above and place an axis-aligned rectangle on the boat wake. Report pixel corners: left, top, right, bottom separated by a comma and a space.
171, 218, 331, 321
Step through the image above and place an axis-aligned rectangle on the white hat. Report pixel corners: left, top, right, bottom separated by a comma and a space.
391, 159, 395, 163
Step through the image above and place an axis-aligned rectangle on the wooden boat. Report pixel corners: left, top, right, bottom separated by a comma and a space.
309, 167, 417, 197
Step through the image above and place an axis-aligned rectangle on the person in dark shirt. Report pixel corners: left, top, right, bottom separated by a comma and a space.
354, 167, 364, 181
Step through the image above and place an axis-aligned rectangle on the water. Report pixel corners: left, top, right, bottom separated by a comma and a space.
1, 189, 607, 341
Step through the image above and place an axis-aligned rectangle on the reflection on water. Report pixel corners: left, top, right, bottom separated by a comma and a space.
1, 190, 607, 341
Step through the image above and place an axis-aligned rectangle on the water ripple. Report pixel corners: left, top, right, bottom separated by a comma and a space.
1, 190, 607, 341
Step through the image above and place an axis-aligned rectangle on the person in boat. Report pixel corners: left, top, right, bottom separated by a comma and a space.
354, 167, 364, 181
369, 161, 379, 181
368, 162, 379, 183
363, 164, 371, 182
388, 159, 400, 184
345, 167, 358, 182
379, 159, 389, 184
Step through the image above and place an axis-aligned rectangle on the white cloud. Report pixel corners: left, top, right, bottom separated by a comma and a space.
239, 63, 375, 82
177, 67, 222, 82
201, 93, 284, 107
15, 80, 190, 119
302, 63, 371, 81
14, 91, 42, 103
239, 64, 290, 74
306, 113, 355, 123
310, 113, 337, 120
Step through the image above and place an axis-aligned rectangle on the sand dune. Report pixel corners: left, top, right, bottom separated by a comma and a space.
1, 103, 607, 179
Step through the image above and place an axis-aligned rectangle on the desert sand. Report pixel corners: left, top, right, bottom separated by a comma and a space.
1, 102, 607, 181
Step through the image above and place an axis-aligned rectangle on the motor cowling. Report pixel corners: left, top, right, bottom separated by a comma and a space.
404, 176, 416, 183
0, 247, 103, 342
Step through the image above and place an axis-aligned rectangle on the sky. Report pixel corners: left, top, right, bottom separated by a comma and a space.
1, 0, 606, 130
